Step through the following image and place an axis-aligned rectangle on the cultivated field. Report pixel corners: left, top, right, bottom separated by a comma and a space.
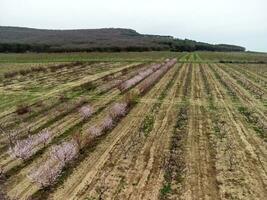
0, 52, 266, 200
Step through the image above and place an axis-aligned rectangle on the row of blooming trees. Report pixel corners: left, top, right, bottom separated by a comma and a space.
28, 140, 79, 187
117, 63, 161, 92
79, 105, 94, 120
99, 79, 123, 94
27, 102, 127, 187
9, 129, 52, 160
138, 59, 177, 94
86, 103, 127, 139
7, 104, 93, 162
99, 63, 151, 93
27, 58, 177, 188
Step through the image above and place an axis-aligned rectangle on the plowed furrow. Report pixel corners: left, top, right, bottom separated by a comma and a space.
203, 64, 267, 200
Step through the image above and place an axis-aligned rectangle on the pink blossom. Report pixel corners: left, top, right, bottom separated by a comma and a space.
79, 105, 93, 119
101, 116, 114, 131
28, 140, 79, 187
87, 126, 103, 137
9, 129, 52, 160
109, 103, 127, 119
118, 63, 161, 92
138, 59, 176, 94
28, 159, 62, 187
50, 140, 79, 165
100, 79, 123, 93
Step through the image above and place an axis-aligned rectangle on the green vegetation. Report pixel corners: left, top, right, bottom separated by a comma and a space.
0, 51, 182, 64
199, 51, 267, 63
238, 106, 266, 140
160, 183, 172, 198
140, 114, 155, 136
0, 26, 245, 53
166, 39, 245, 52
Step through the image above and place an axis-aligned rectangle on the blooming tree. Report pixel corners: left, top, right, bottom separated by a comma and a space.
50, 140, 79, 165
9, 129, 52, 160
85, 102, 127, 141
138, 59, 177, 94
100, 79, 123, 93
118, 64, 161, 92
28, 159, 62, 188
109, 103, 127, 119
79, 105, 93, 120
28, 140, 79, 187
101, 116, 114, 131
87, 126, 103, 137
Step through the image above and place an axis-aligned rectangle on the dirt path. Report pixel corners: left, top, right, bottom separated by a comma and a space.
124, 64, 182, 200
179, 64, 219, 200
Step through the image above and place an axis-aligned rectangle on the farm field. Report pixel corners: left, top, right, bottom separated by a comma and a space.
0, 52, 266, 200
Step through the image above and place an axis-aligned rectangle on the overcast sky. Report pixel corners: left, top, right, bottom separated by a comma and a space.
1, 0, 266, 52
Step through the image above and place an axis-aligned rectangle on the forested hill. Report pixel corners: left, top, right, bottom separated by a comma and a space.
0, 26, 246, 53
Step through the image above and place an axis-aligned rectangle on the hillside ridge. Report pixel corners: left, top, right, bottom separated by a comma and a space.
0, 26, 245, 52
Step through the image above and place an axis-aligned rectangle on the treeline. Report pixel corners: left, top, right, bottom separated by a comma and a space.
219, 60, 267, 64
162, 39, 245, 52
0, 42, 245, 53
0, 43, 51, 53
0, 43, 168, 53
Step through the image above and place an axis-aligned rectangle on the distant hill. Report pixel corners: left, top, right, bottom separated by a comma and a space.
0, 26, 246, 53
